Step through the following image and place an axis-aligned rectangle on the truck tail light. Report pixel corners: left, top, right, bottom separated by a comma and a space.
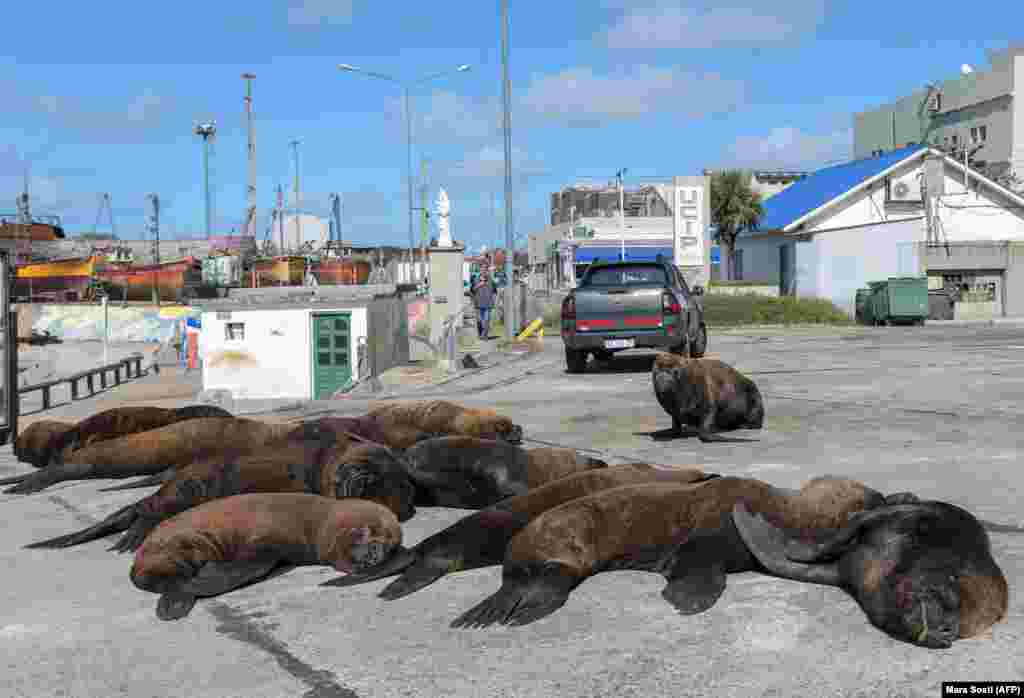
662, 292, 682, 315
561, 295, 576, 320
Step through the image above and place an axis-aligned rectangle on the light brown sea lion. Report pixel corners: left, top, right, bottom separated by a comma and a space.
10, 420, 74, 470
322, 462, 718, 598
450, 475, 892, 630
25, 437, 417, 552
401, 435, 608, 509
733, 498, 1017, 648
368, 400, 524, 446
2, 417, 297, 495
649, 353, 764, 443
130, 493, 402, 620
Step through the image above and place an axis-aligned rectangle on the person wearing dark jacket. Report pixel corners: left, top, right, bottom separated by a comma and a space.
472, 271, 497, 339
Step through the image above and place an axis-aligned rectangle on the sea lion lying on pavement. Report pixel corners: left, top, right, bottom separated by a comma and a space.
130, 493, 402, 620
450, 475, 894, 630
25, 434, 417, 552
368, 400, 524, 446
2, 417, 297, 495
650, 353, 764, 443
10, 420, 74, 470
732, 498, 1015, 648
401, 435, 608, 509
322, 462, 718, 597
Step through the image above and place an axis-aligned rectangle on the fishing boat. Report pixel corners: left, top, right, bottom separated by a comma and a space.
13, 256, 97, 302
0, 215, 66, 241
313, 257, 371, 285
248, 255, 307, 287
95, 257, 202, 302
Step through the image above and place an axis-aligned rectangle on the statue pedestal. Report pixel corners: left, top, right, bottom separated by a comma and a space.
428, 245, 466, 355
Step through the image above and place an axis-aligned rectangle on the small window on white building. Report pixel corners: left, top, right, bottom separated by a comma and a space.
225, 322, 245, 341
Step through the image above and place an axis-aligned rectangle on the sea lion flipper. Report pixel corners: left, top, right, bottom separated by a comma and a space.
156, 592, 198, 621
320, 546, 419, 589
0, 473, 30, 486
661, 562, 727, 616
3, 467, 65, 495
731, 503, 842, 586
180, 560, 283, 597
24, 503, 137, 549
109, 516, 162, 553
450, 561, 578, 629
378, 559, 450, 600
97, 470, 174, 492
883, 492, 921, 505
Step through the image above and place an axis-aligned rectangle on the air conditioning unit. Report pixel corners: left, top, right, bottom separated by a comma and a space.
887, 171, 924, 203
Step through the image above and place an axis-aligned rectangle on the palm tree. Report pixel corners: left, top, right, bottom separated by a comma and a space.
709, 170, 764, 281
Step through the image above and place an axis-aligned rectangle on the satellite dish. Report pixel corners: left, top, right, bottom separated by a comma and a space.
961, 64, 974, 75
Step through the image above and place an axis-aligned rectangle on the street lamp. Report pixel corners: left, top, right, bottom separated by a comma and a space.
616, 168, 628, 261
338, 62, 471, 284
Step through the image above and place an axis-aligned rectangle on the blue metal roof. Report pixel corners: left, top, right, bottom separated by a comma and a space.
749, 144, 926, 234
573, 246, 674, 263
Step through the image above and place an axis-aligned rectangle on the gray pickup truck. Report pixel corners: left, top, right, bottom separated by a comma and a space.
559, 258, 707, 373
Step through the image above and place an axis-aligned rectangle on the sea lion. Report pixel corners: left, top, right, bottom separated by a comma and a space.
322, 463, 719, 598
650, 353, 764, 443
450, 475, 890, 630
368, 400, 524, 446
45, 405, 234, 466
732, 498, 1013, 648
10, 420, 74, 470
2, 417, 297, 495
402, 435, 608, 509
24, 427, 417, 551
130, 493, 402, 620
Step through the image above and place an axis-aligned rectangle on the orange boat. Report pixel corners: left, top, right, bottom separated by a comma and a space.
95, 257, 202, 302
250, 256, 307, 287
0, 219, 66, 241
314, 258, 371, 285
13, 256, 96, 301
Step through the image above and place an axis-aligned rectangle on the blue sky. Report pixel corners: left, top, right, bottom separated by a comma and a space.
2, 1, 1020, 253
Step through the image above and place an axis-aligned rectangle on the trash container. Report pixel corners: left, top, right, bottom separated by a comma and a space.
854, 288, 870, 325
866, 280, 887, 326
882, 275, 928, 325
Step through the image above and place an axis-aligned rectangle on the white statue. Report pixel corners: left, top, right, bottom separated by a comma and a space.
435, 188, 452, 247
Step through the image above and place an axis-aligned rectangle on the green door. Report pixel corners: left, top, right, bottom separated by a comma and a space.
312, 313, 352, 399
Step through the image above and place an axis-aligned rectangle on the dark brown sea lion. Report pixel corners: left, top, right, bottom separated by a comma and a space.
368, 400, 524, 446
450, 475, 890, 630
25, 435, 417, 552
130, 493, 402, 620
732, 498, 1014, 648
650, 352, 764, 443
2, 417, 297, 495
10, 420, 74, 470
322, 462, 718, 598
402, 435, 608, 509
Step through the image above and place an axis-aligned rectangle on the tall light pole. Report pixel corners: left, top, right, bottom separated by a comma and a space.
616, 168, 628, 262
290, 140, 301, 252
194, 121, 217, 238
241, 73, 257, 240
338, 62, 471, 284
501, 0, 514, 340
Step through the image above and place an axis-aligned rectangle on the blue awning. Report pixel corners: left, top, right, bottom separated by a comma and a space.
573, 246, 674, 263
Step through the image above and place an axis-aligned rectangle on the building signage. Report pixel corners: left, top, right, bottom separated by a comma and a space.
674, 186, 706, 267
572, 225, 594, 239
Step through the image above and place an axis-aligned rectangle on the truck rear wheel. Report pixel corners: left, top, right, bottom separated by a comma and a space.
565, 348, 588, 374
690, 325, 708, 358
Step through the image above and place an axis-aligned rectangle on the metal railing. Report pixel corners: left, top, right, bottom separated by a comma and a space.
17, 353, 146, 412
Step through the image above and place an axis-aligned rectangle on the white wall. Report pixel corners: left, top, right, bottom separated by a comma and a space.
200, 306, 368, 400
574, 216, 674, 241
734, 236, 787, 283
795, 219, 922, 316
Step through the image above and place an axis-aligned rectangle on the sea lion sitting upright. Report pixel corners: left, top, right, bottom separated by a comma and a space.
130, 493, 402, 620
402, 435, 608, 509
368, 400, 524, 446
2, 417, 296, 495
650, 353, 764, 443
450, 475, 891, 631
322, 463, 718, 598
732, 499, 1013, 648
24, 433, 417, 552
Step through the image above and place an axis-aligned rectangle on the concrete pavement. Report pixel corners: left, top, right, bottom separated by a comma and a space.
0, 324, 1022, 697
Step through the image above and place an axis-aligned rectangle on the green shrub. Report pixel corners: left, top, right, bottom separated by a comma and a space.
702, 294, 852, 327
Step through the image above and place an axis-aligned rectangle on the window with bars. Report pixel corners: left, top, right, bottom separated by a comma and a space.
225, 322, 245, 341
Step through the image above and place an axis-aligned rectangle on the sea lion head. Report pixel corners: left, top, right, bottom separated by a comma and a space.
336, 511, 403, 574
471, 415, 524, 445
332, 445, 417, 522
130, 533, 207, 594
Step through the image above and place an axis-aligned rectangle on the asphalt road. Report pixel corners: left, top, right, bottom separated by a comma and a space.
1, 325, 1022, 698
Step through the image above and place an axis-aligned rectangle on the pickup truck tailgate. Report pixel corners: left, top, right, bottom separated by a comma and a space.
573, 286, 665, 331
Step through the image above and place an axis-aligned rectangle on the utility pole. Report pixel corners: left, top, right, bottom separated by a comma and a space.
617, 168, 628, 262
276, 183, 285, 254
501, 0, 514, 340
194, 121, 217, 238
242, 73, 257, 240
290, 140, 302, 253
147, 194, 160, 304
420, 158, 429, 263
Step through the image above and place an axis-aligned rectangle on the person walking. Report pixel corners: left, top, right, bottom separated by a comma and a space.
472, 270, 497, 340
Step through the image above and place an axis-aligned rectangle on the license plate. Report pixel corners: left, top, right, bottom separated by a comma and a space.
604, 339, 635, 349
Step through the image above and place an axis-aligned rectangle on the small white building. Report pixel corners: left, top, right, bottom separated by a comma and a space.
196, 286, 410, 400
733, 144, 1024, 316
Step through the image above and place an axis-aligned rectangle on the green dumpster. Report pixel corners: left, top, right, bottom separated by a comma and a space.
871, 276, 928, 326
854, 288, 870, 325
866, 280, 887, 326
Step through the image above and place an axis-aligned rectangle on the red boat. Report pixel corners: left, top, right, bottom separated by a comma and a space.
95, 257, 202, 302
314, 258, 371, 285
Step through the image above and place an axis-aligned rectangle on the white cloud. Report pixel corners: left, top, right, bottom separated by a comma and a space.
519, 65, 745, 126
287, 0, 356, 27
722, 126, 853, 170
445, 145, 548, 183
602, 1, 824, 49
